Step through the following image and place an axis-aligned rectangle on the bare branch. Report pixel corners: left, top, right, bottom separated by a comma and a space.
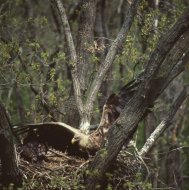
54, 0, 84, 115
85, 0, 140, 114
139, 86, 189, 157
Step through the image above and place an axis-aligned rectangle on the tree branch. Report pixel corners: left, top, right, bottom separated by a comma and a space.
54, 0, 84, 115
139, 86, 189, 157
150, 28, 189, 99
85, 7, 189, 189
85, 0, 140, 116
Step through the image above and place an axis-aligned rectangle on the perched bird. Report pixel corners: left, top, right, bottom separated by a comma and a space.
13, 79, 138, 159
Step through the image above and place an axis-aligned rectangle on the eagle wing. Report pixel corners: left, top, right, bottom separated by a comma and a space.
97, 79, 139, 136
13, 122, 82, 136
13, 122, 85, 152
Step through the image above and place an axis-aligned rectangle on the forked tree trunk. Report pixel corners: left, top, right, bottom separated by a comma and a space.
0, 104, 22, 187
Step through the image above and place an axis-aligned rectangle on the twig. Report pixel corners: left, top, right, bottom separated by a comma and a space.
48, 149, 71, 160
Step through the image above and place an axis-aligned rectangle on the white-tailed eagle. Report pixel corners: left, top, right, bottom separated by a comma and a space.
13, 80, 137, 159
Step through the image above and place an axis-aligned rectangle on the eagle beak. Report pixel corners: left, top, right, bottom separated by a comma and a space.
71, 137, 78, 144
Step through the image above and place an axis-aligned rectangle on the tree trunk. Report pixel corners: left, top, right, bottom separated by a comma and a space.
76, 0, 96, 92
85, 7, 189, 189
0, 104, 22, 187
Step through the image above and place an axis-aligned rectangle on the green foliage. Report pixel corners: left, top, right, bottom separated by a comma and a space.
0, 0, 72, 123
0, 0, 189, 189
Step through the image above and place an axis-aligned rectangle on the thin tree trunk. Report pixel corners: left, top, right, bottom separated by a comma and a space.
76, 0, 96, 92
0, 104, 22, 187
14, 83, 26, 123
95, 0, 110, 111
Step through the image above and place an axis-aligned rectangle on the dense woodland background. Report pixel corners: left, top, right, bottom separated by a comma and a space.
1, 0, 189, 189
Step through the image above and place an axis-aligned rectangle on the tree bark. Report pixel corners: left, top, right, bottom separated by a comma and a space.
54, 0, 140, 132
76, 0, 96, 92
54, 0, 84, 118
0, 104, 22, 187
85, 7, 189, 189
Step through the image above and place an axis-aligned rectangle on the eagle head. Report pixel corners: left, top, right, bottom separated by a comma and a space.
71, 134, 90, 150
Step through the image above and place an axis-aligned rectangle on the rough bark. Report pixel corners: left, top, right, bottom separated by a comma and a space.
63, 93, 80, 128
76, 0, 97, 129
0, 104, 22, 187
76, 0, 96, 92
85, 7, 189, 189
